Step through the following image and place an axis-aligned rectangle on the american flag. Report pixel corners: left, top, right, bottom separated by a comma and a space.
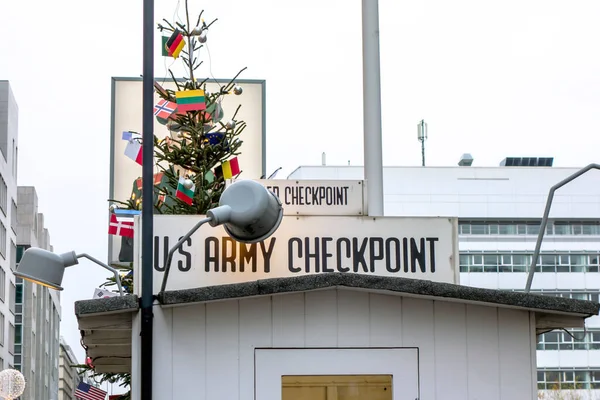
75, 382, 107, 400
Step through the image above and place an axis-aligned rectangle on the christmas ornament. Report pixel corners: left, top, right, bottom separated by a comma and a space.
225, 119, 236, 129
198, 32, 207, 43
183, 178, 194, 190
191, 26, 202, 36
109, 204, 118, 212
0, 369, 26, 399
233, 85, 243, 95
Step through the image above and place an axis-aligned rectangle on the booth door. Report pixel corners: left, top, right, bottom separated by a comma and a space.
282, 375, 392, 400
255, 348, 419, 400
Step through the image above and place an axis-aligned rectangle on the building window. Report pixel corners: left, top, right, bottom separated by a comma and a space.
8, 282, 15, 315
459, 220, 600, 236
0, 221, 6, 259
538, 369, 600, 390
8, 323, 14, 355
0, 176, 6, 217
0, 312, 4, 347
537, 329, 600, 351
460, 252, 600, 274
0, 268, 5, 303
9, 241, 15, 272
10, 199, 15, 234
16, 245, 28, 264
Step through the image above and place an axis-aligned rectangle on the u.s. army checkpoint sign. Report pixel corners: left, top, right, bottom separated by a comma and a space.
145, 215, 459, 294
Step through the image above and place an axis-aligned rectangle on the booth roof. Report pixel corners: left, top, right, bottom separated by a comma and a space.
75, 273, 599, 318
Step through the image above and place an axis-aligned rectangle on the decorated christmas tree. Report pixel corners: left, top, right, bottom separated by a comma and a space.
84, 3, 249, 396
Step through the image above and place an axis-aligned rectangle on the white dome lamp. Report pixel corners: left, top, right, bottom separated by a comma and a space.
160, 179, 283, 293
0, 369, 26, 400
14, 249, 124, 295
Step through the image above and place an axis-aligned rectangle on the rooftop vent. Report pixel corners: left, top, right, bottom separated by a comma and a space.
500, 157, 554, 167
458, 153, 474, 166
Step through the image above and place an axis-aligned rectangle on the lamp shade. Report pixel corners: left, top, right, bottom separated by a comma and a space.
14, 248, 79, 291
208, 180, 283, 243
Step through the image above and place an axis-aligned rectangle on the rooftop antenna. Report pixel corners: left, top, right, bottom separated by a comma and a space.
322, 152, 326, 166
417, 119, 428, 166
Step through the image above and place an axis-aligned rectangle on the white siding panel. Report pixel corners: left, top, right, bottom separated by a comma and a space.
402, 297, 435, 400
152, 308, 173, 399
337, 290, 369, 346
368, 293, 402, 347
272, 293, 305, 347
466, 305, 500, 400
206, 301, 239, 400
166, 289, 537, 400
240, 297, 272, 400
305, 290, 337, 346
172, 305, 206, 400
499, 308, 533, 400
434, 301, 469, 400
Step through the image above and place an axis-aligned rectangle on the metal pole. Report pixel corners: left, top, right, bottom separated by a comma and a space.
524, 163, 600, 292
141, 0, 154, 399
421, 139, 425, 167
362, 0, 384, 217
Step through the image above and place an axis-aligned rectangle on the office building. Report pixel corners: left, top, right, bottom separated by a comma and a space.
288, 158, 600, 398
59, 336, 85, 400
0, 81, 21, 371
16, 186, 61, 400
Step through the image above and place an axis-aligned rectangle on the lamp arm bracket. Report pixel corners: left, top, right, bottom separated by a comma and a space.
76, 253, 125, 296
159, 216, 213, 293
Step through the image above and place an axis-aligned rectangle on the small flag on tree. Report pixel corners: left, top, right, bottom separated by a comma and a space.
166, 29, 185, 58
161, 36, 170, 57
75, 381, 107, 400
154, 99, 176, 119
124, 138, 143, 166
108, 214, 134, 238
176, 89, 206, 112
204, 132, 225, 145
176, 176, 195, 205
222, 157, 241, 179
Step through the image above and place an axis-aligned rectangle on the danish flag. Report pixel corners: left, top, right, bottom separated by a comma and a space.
108, 213, 134, 238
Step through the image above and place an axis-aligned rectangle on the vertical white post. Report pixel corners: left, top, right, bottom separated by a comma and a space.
362, 0, 384, 217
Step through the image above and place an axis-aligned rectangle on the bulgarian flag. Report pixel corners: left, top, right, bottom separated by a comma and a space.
166, 29, 185, 59
176, 176, 195, 205
176, 89, 206, 112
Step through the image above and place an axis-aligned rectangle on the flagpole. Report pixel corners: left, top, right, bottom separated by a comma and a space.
141, 0, 154, 399
362, 0, 384, 216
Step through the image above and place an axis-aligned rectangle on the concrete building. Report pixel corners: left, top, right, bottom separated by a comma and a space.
16, 186, 61, 400
287, 160, 600, 398
59, 336, 83, 400
0, 81, 21, 371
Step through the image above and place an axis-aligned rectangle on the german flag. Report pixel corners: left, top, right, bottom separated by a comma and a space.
166, 29, 185, 59
176, 89, 206, 112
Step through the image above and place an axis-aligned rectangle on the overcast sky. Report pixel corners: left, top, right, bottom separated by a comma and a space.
1, 0, 600, 372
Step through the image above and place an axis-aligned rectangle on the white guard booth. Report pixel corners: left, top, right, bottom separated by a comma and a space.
74, 213, 599, 400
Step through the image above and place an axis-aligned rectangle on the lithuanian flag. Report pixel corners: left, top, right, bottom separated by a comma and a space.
176, 90, 206, 112
166, 29, 185, 59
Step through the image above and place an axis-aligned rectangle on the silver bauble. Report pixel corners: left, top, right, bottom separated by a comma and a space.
109, 204, 118, 212
191, 26, 202, 36
183, 178, 194, 190
225, 119, 236, 130
233, 85, 243, 95
198, 32, 207, 43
